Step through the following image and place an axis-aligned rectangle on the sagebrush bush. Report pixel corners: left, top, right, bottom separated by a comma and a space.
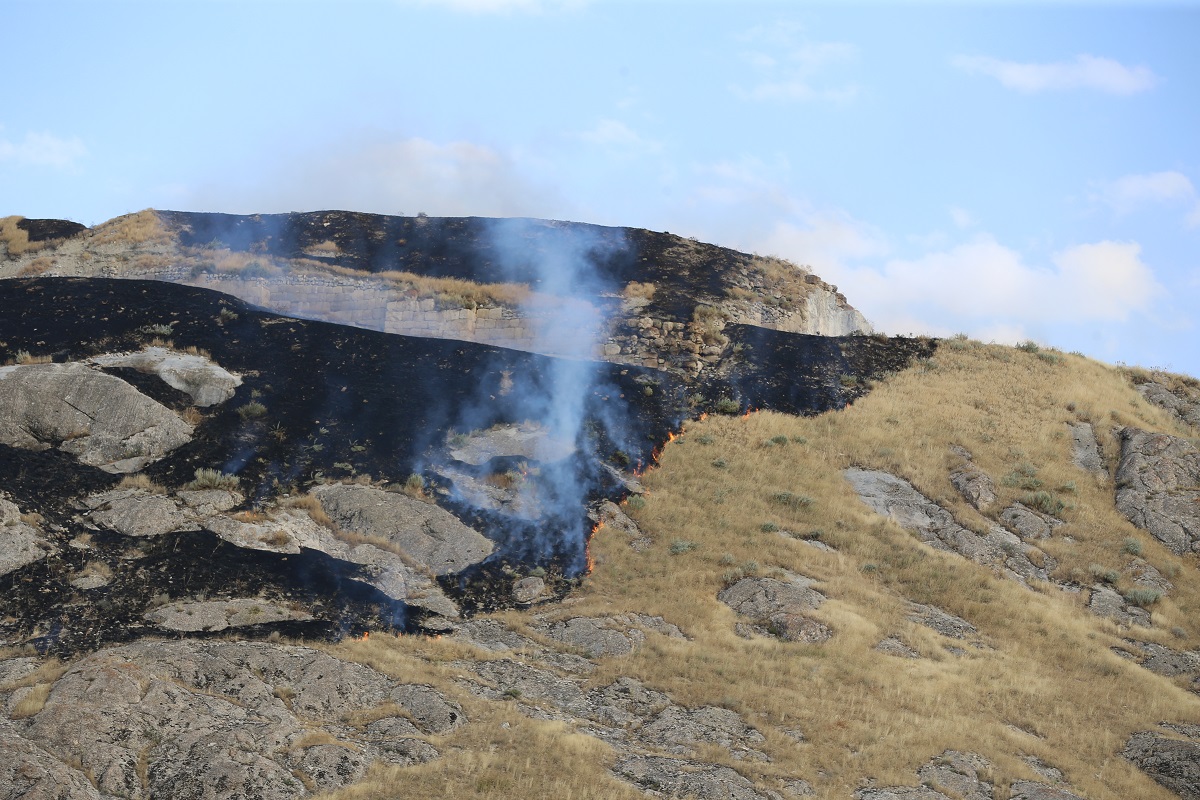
185, 468, 239, 491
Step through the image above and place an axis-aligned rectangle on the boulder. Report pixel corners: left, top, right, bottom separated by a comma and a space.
845, 468, 1055, 584
312, 484, 493, 575
915, 750, 993, 800
874, 637, 920, 658
512, 576, 546, 604
0, 495, 55, 576
718, 575, 830, 643
1123, 727, 1200, 799
639, 705, 768, 761
89, 346, 242, 407
1115, 427, 1200, 555
0, 362, 193, 472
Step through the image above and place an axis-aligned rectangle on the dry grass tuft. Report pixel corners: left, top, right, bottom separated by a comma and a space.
281, 493, 335, 530
91, 210, 170, 246
116, 474, 167, 494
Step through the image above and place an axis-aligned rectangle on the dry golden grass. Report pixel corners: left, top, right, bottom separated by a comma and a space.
16, 256, 54, 276
116, 474, 167, 494
0, 216, 33, 256
317, 340, 1198, 800
622, 281, 657, 301
91, 210, 170, 246
281, 493, 335, 530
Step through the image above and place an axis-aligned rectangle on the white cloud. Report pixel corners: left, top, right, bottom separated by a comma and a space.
0, 128, 87, 169
579, 119, 662, 156
1092, 171, 1200, 227
733, 25, 858, 103
952, 54, 1157, 95
186, 135, 564, 219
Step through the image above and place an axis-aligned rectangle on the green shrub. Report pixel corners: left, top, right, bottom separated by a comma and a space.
669, 539, 698, 555
771, 492, 814, 510
184, 468, 239, 491
1122, 537, 1143, 556
696, 435, 715, 445
1023, 490, 1064, 517
1089, 564, 1120, 584
625, 495, 647, 511
711, 458, 728, 469
238, 401, 267, 420
217, 307, 240, 323
1016, 340, 1040, 354
1124, 588, 1162, 608
715, 398, 741, 415
760, 522, 780, 533
1002, 462, 1043, 490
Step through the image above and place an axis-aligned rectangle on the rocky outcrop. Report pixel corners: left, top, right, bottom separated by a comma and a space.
0, 640, 462, 800
949, 448, 996, 511
1000, 503, 1062, 541
533, 616, 645, 658
614, 755, 780, 800
718, 574, 830, 643
1138, 379, 1200, 430
89, 346, 242, 407
906, 603, 980, 642
1124, 725, 1200, 799
845, 468, 1055, 584
1115, 427, 1200, 555
312, 484, 494, 575
858, 750, 1084, 800
1068, 422, 1108, 480
874, 636, 920, 658
1087, 585, 1152, 628
0, 362, 193, 472
1116, 640, 1200, 687
590, 499, 652, 551
0, 495, 55, 576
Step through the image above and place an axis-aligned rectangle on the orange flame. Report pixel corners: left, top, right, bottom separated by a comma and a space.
697, 412, 709, 421
742, 407, 756, 419
585, 519, 605, 573
361, 631, 370, 641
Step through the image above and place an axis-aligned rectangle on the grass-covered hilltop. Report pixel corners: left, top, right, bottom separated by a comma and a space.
0, 211, 1198, 800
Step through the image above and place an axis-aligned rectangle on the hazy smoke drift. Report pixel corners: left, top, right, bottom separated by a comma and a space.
483, 219, 628, 572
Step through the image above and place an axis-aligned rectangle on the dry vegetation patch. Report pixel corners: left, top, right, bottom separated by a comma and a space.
321, 341, 1199, 800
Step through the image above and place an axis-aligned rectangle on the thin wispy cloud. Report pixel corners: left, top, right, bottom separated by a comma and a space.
0, 127, 87, 169
579, 119, 662, 157
952, 54, 1157, 95
1092, 170, 1200, 227
733, 23, 859, 103
399, 0, 586, 12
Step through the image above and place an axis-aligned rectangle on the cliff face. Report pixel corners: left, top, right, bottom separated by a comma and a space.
0, 210, 870, 373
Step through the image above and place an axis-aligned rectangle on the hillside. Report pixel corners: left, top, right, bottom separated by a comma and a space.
0, 212, 1198, 800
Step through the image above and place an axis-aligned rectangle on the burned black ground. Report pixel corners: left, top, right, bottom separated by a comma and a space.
0, 277, 932, 654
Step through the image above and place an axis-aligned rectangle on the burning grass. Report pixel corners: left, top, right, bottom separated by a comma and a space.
323, 340, 1198, 800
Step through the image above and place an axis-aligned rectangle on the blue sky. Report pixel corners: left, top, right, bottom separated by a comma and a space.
3, 1, 1197, 376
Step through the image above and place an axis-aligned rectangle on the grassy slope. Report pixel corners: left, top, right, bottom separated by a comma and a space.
321, 341, 1198, 799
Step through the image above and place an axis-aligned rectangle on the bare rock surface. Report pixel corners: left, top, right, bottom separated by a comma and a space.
860, 751, 1086, 800
1125, 558, 1173, 594
1, 640, 462, 800
874, 636, 920, 658
0, 495, 55, 576
144, 598, 313, 632
512, 576, 546, 604
1115, 427, 1200, 555
1000, 502, 1062, 541
0, 719, 103, 800
312, 484, 494, 575
1118, 639, 1200, 678
718, 574, 830, 643
845, 468, 1054, 584
0, 362, 193, 472
613, 756, 781, 800
906, 603, 978, 641
1138, 380, 1200, 429
640, 705, 768, 761
1067, 422, 1108, 480
455, 619, 540, 652
447, 422, 573, 465
89, 346, 242, 407
208, 509, 460, 618
1087, 585, 1152, 628
1123, 726, 1200, 799
83, 488, 196, 537
533, 616, 645, 657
